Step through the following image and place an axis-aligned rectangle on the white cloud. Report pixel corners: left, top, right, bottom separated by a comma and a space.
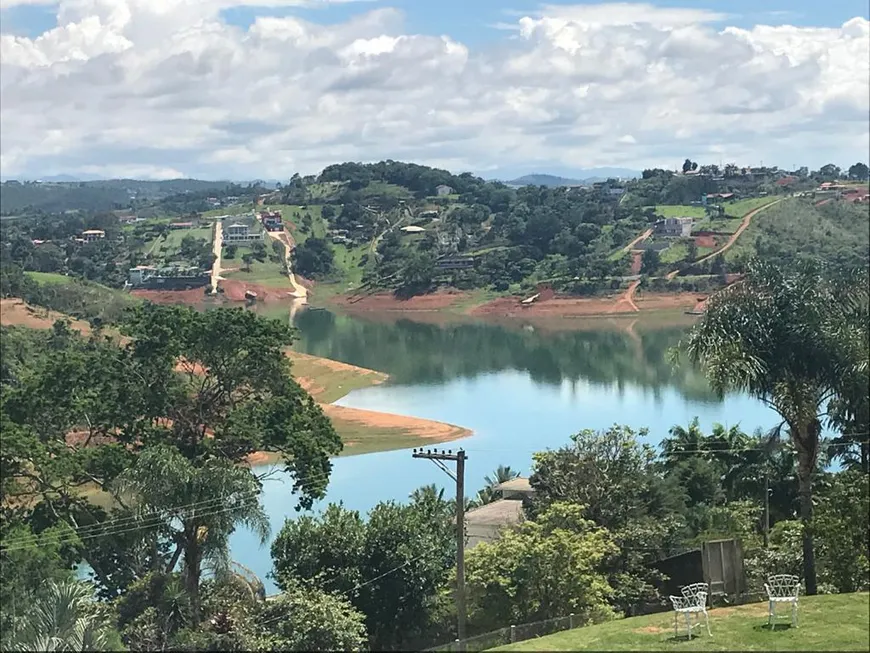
0, 1, 868, 179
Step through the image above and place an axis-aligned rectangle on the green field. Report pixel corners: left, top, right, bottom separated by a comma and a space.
495, 593, 869, 652
691, 217, 745, 233
141, 226, 213, 261
723, 197, 778, 218
652, 205, 707, 219
660, 241, 689, 264
222, 243, 290, 288
24, 271, 71, 285
201, 204, 251, 217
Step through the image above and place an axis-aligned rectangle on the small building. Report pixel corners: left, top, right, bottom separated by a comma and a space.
608, 188, 626, 196
400, 225, 426, 234
655, 217, 693, 238
436, 256, 475, 270
81, 229, 106, 242
169, 221, 195, 230
465, 477, 535, 549
128, 265, 157, 287
435, 184, 454, 196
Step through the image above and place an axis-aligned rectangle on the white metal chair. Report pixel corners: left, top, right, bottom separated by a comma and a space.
764, 574, 800, 628
668, 583, 711, 639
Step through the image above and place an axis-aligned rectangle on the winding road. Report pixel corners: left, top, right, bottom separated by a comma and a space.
666, 199, 782, 280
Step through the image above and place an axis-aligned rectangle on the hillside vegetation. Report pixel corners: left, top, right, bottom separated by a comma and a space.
2, 161, 868, 303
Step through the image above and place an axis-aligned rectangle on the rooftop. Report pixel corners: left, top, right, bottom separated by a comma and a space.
465, 499, 525, 526
495, 477, 533, 493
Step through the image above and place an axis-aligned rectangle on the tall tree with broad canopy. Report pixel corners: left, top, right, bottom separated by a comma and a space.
675, 259, 864, 594
1, 305, 341, 623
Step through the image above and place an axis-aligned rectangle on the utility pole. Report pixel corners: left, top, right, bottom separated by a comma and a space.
413, 448, 467, 649
763, 472, 770, 548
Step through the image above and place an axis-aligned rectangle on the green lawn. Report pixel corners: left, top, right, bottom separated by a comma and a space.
202, 204, 251, 217
223, 244, 290, 288
660, 242, 689, 264
652, 205, 707, 219
723, 197, 778, 218
494, 593, 869, 652
25, 271, 71, 285
692, 217, 745, 233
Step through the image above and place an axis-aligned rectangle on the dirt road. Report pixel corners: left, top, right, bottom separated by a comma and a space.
666, 199, 781, 279
210, 221, 223, 294
608, 279, 640, 313
622, 228, 653, 254
266, 227, 307, 301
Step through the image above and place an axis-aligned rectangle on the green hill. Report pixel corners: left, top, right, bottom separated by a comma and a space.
493, 593, 869, 652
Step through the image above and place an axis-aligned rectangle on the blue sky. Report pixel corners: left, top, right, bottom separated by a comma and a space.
4, 0, 869, 40
1, 0, 868, 180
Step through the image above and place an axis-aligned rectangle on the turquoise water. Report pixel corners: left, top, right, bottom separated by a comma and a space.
227, 310, 779, 592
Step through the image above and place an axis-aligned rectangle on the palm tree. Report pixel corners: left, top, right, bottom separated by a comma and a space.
7, 580, 116, 651
661, 417, 707, 465
677, 259, 858, 595
115, 445, 270, 624
471, 465, 520, 507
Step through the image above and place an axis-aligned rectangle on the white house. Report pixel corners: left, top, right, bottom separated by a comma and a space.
222, 223, 264, 244
81, 229, 106, 242
435, 184, 454, 196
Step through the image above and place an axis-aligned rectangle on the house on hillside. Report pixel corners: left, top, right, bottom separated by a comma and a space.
655, 217, 693, 238
465, 477, 535, 549
400, 225, 426, 234
222, 222, 264, 244
435, 184, 454, 196
81, 229, 106, 243
169, 221, 196, 230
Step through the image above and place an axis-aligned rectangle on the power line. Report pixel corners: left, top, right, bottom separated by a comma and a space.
256, 549, 435, 629
1, 466, 337, 552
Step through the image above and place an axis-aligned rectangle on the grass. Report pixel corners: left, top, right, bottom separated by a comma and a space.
652, 205, 707, 219
494, 593, 869, 651
223, 245, 290, 288
25, 271, 71, 285
691, 217, 745, 233
660, 242, 689, 264
724, 197, 778, 218
331, 243, 369, 289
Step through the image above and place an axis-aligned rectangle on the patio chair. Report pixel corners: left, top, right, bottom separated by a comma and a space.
669, 583, 711, 639
764, 574, 800, 628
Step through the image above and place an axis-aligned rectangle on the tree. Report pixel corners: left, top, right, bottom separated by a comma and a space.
241, 253, 253, 272
4, 580, 120, 651
817, 164, 841, 181
641, 248, 660, 275
682, 159, 698, 173
465, 503, 616, 631
472, 465, 520, 506
271, 492, 455, 650
3, 306, 341, 621
677, 259, 860, 594
292, 237, 334, 279
256, 581, 368, 651
224, 244, 237, 260
320, 204, 336, 221
847, 162, 869, 181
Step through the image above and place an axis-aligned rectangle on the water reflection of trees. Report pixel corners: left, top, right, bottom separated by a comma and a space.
292, 310, 719, 402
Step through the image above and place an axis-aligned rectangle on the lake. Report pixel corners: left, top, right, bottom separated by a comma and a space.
228, 308, 780, 593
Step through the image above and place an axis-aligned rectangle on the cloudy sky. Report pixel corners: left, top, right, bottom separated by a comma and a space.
1, 0, 868, 181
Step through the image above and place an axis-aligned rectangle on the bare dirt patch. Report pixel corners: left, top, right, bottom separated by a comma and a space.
322, 404, 470, 442
132, 287, 210, 305
330, 289, 471, 312
469, 291, 698, 319
694, 234, 716, 248
219, 279, 298, 303
1, 298, 93, 333
633, 626, 666, 634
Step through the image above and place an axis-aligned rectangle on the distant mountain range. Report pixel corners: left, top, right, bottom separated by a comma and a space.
504, 169, 642, 187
